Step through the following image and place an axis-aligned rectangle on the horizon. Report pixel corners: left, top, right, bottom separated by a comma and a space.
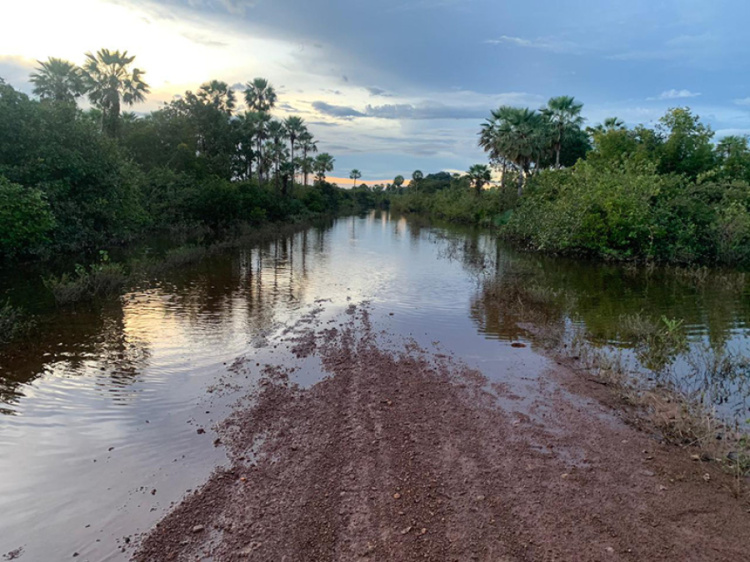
3, 0, 750, 180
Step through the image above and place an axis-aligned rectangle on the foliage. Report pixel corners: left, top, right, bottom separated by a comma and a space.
0, 57, 356, 264
0, 176, 55, 258
44, 251, 127, 305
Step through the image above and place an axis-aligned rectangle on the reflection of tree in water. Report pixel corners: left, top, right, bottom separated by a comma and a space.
429, 221, 750, 419
0, 301, 151, 413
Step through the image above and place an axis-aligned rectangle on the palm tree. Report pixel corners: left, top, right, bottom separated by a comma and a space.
479, 106, 547, 196
716, 135, 749, 159
299, 131, 318, 186
466, 164, 491, 196
197, 80, 236, 115
541, 96, 584, 169
284, 116, 305, 183
244, 78, 277, 112
411, 170, 424, 191
82, 49, 149, 136
246, 111, 271, 184
314, 153, 335, 184
350, 169, 362, 186
30, 57, 86, 103
266, 120, 287, 191
393, 175, 405, 191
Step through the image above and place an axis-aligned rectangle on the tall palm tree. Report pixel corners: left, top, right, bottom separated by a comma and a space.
541, 95, 584, 169
197, 80, 236, 115
479, 106, 546, 196
466, 164, 491, 196
246, 111, 271, 184
314, 153, 335, 184
82, 49, 149, 137
349, 169, 362, 186
393, 175, 405, 191
30, 57, 86, 103
299, 131, 318, 186
284, 116, 305, 183
244, 78, 277, 112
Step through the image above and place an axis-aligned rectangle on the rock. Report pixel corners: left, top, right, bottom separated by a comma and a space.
196, 428, 206, 435
192, 525, 205, 533
511, 342, 526, 348
400, 526, 412, 535
393, 492, 401, 500
605, 546, 615, 554
702, 473, 711, 482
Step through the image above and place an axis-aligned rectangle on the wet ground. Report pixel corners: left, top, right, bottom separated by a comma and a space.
1, 212, 750, 560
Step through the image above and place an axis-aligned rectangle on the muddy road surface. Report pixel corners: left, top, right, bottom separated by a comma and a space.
135, 305, 750, 562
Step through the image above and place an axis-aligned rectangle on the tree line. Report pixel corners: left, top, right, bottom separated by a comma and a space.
389, 96, 750, 267
0, 49, 356, 261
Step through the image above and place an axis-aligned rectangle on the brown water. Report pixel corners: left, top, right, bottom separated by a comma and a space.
1, 211, 749, 561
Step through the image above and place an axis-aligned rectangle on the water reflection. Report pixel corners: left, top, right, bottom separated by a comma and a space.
1, 212, 750, 560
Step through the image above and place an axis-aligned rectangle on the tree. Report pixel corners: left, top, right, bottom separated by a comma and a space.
284, 116, 305, 183
466, 164, 491, 196
299, 130, 317, 186
82, 49, 149, 137
541, 96, 584, 169
350, 169, 362, 186
314, 153, 335, 183
266, 119, 287, 191
393, 175, 405, 191
411, 170, 424, 191
197, 80, 236, 115
657, 107, 715, 178
479, 106, 547, 196
244, 78, 277, 112
30, 58, 86, 104
246, 111, 272, 184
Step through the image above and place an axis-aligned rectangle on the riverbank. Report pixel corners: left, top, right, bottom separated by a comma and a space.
134, 302, 750, 561
0, 211, 362, 346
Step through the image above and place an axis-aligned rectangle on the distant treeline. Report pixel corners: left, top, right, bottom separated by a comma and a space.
389, 97, 750, 267
0, 50, 377, 262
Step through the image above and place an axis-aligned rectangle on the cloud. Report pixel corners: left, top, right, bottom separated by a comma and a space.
648, 89, 701, 101
311, 101, 365, 118
484, 35, 582, 55
734, 97, 750, 106
364, 102, 488, 120
366, 86, 392, 97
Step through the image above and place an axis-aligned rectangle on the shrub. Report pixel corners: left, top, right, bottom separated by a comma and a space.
0, 176, 55, 258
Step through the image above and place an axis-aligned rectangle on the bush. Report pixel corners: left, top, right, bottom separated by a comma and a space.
44, 251, 127, 305
0, 176, 55, 258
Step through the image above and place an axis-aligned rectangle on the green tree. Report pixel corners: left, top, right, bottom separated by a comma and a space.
479, 106, 547, 195
411, 169, 424, 191
466, 164, 491, 196
82, 49, 149, 137
657, 107, 714, 178
350, 169, 362, 186
244, 78, 277, 112
0, 177, 55, 258
299, 130, 317, 186
541, 95, 584, 169
284, 116, 305, 183
393, 175, 405, 191
197, 80, 236, 115
314, 153, 335, 183
30, 57, 86, 104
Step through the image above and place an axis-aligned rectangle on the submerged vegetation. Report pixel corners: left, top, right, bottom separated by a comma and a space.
0, 50, 371, 263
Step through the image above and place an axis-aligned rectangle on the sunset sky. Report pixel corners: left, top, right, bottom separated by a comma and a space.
2, 0, 750, 181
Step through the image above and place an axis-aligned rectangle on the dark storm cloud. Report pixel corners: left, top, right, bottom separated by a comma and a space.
311, 101, 365, 118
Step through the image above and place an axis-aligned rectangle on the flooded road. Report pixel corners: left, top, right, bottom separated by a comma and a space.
1, 211, 750, 561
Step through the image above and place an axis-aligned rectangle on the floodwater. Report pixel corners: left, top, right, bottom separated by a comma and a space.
1, 211, 749, 561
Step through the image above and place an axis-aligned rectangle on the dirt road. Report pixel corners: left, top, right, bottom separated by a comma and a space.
135, 306, 750, 561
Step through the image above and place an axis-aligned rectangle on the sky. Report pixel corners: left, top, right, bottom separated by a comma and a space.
2, 0, 750, 182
